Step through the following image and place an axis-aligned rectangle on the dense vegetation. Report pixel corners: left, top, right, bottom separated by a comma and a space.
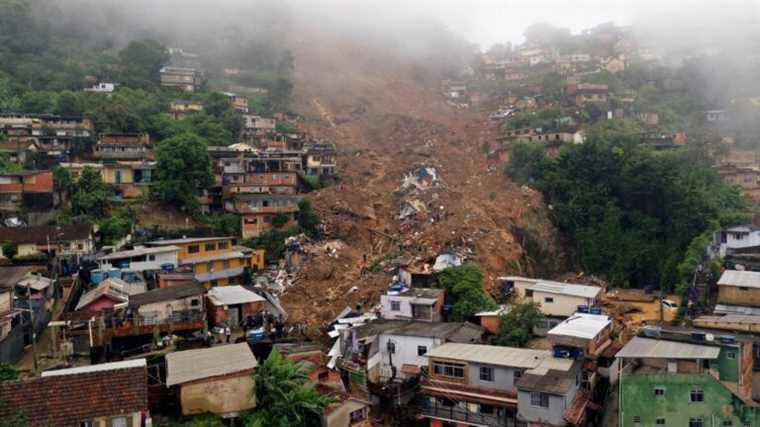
506, 123, 748, 289
436, 265, 497, 320
494, 302, 544, 347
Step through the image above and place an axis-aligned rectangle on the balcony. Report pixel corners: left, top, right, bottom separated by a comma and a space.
418, 399, 516, 427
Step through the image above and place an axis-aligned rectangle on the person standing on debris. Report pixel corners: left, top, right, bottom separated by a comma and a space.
225, 325, 231, 343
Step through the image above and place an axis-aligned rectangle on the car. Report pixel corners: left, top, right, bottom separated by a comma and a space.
661, 299, 679, 310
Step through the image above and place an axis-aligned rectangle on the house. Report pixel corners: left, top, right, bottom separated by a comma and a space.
17, 274, 55, 302
717, 164, 760, 203
515, 358, 586, 427
146, 237, 263, 286
0, 113, 94, 165
75, 278, 135, 312
223, 92, 249, 113
717, 270, 760, 307
379, 287, 444, 322
0, 359, 149, 426
547, 313, 612, 359
243, 114, 276, 131
323, 397, 372, 427
616, 328, 759, 427
0, 170, 56, 213
156, 271, 195, 289
304, 143, 337, 176
338, 320, 485, 394
475, 305, 511, 334
566, 83, 609, 106
169, 100, 204, 119
500, 276, 540, 298
228, 194, 303, 239
0, 224, 93, 261
93, 133, 152, 161
524, 281, 602, 317
705, 109, 728, 123
97, 245, 180, 272
602, 57, 626, 74
84, 82, 116, 93
160, 66, 204, 92
126, 283, 205, 324
420, 343, 555, 426
61, 161, 155, 199
207, 285, 267, 327
166, 343, 258, 416
712, 220, 760, 257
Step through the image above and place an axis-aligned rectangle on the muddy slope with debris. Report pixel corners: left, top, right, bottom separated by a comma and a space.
280, 25, 566, 327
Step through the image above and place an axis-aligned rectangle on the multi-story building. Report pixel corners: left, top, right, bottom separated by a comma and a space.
93, 133, 152, 161
160, 66, 204, 92
379, 287, 444, 322
0, 113, 94, 165
146, 237, 264, 287
304, 143, 337, 177
97, 245, 180, 272
223, 92, 249, 113
169, 100, 204, 120
617, 327, 759, 427
0, 170, 56, 213
61, 161, 155, 199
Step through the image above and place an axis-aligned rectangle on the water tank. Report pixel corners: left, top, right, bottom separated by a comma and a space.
643, 326, 661, 338
107, 268, 122, 279
577, 305, 589, 313
691, 332, 706, 342
720, 335, 736, 344
91, 269, 105, 285
161, 263, 175, 273
590, 307, 603, 315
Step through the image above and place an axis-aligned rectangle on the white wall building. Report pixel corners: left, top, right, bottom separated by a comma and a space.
97, 245, 180, 271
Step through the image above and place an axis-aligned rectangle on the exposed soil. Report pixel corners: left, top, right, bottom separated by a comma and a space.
278, 24, 568, 327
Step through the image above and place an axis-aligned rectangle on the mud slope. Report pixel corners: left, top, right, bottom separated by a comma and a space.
281, 23, 566, 327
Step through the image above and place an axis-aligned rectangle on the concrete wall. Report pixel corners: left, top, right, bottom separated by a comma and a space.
619, 373, 760, 427
718, 285, 760, 307
136, 295, 202, 320
466, 362, 520, 393
100, 250, 178, 272
377, 334, 441, 380
517, 390, 572, 426
531, 291, 592, 317
180, 373, 256, 415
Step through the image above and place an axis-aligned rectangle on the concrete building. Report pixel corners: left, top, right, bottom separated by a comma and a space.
166, 343, 258, 416
93, 133, 152, 161
515, 358, 586, 427
547, 313, 613, 359
126, 283, 205, 323
420, 343, 554, 426
712, 223, 760, 257
207, 285, 266, 327
616, 328, 757, 427
97, 245, 180, 272
717, 270, 760, 307
525, 281, 602, 317
160, 66, 204, 92
379, 287, 444, 322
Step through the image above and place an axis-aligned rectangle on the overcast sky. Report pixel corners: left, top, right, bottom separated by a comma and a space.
381, 0, 760, 49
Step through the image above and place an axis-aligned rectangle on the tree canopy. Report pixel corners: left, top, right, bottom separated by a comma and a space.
152, 132, 213, 213
494, 302, 544, 347
436, 265, 497, 320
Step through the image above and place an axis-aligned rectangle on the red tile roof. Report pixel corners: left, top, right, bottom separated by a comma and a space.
0, 363, 148, 426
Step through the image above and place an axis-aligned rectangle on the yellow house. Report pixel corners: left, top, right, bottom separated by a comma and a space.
146, 237, 264, 287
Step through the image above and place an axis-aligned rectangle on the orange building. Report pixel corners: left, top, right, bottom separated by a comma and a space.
146, 237, 265, 287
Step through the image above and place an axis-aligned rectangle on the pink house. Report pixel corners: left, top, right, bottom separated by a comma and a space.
75, 278, 131, 312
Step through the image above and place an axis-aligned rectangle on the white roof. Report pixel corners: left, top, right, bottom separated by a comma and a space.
208, 286, 265, 306
42, 359, 146, 377
529, 281, 601, 299
17, 275, 53, 291
98, 245, 179, 261
166, 343, 258, 386
475, 305, 511, 317
526, 355, 576, 375
548, 313, 611, 339
616, 336, 721, 360
718, 270, 760, 289
425, 343, 549, 369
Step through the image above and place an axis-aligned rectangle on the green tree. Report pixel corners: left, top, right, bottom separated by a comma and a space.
245, 348, 334, 427
493, 302, 544, 347
72, 166, 110, 218
1, 241, 17, 259
20, 91, 57, 114
153, 132, 213, 213
504, 141, 547, 185
98, 207, 134, 245
296, 199, 320, 238
436, 265, 497, 321
117, 40, 168, 89
56, 90, 83, 116
271, 213, 289, 229
52, 166, 73, 193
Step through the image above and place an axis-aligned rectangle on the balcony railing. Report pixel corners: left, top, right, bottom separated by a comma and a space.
418, 400, 514, 427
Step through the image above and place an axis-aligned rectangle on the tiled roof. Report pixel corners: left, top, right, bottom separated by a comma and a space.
0, 224, 92, 245
0, 360, 148, 426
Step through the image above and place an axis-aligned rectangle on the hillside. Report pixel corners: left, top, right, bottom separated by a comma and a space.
278, 23, 566, 326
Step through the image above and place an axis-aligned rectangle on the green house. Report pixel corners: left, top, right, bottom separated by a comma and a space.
617, 330, 760, 427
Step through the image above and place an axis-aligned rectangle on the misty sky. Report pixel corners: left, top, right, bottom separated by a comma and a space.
394, 0, 760, 48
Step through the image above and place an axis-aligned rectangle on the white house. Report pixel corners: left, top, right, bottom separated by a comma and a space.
84, 83, 116, 93
712, 224, 760, 257
379, 288, 444, 322
526, 281, 602, 317
97, 245, 180, 271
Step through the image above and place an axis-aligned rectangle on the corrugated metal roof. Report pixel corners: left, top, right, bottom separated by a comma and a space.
615, 336, 720, 360
714, 304, 760, 316
548, 313, 610, 339
718, 270, 760, 289
529, 281, 601, 299
42, 359, 146, 377
208, 286, 265, 306
425, 343, 549, 368
98, 245, 179, 261
166, 343, 258, 386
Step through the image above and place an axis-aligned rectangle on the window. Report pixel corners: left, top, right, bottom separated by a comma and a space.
727, 351, 736, 360
148, 255, 155, 261
80, 422, 93, 427
390, 301, 401, 311
190, 298, 200, 307
223, 260, 230, 270
531, 392, 549, 408
208, 262, 215, 272
349, 408, 367, 422
514, 370, 522, 380
632, 416, 641, 424
544, 297, 554, 303
654, 386, 666, 396
479, 404, 494, 415
188, 245, 200, 254
525, 290, 533, 297
656, 418, 666, 425
417, 345, 427, 356
218, 241, 229, 249
690, 389, 704, 403
433, 362, 465, 379
110, 417, 128, 427
480, 366, 494, 382
689, 419, 704, 427
205, 243, 217, 251
723, 422, 733, 427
